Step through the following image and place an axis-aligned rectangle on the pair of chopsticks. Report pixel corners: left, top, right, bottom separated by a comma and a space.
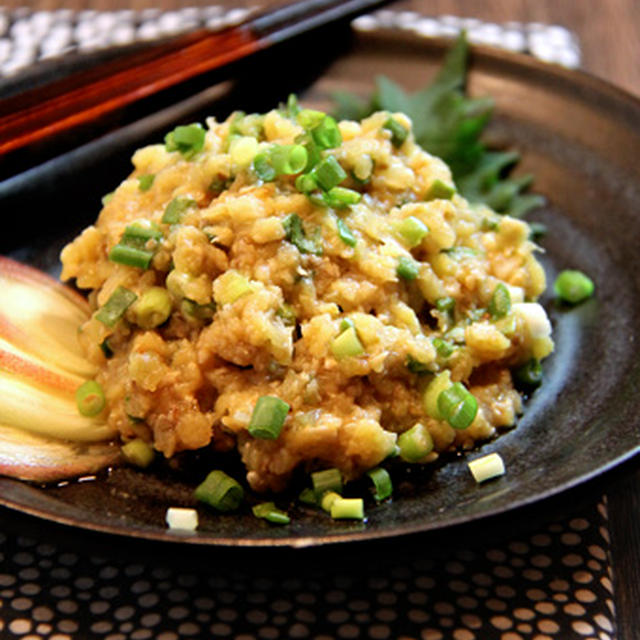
0, 0, 392, 158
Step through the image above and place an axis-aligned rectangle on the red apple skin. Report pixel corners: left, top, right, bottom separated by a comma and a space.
0, 348, 81, 397
0, 256, 91, 313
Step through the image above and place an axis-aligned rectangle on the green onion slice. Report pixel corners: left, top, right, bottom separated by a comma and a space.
397, 422, 434, 462
395, 216, 428, 247
310, 115, 342, 150
553, 269, 595, 304
121, 438, 155, 468
489, 283, 511, 319
425, 179, 456, 201
435, 297, 456, 314
367, 467, 392, 501
324, 186, 361, 209
330, 326, 364, 359
433, 337, 455, 358
194, 470, 244, 512
311, 468, 343, 498
137, 174, 155, 191
165, 123, 206, 159
295, 173, 317, 193
383, 116, 408, 147
396, 256, 420, 281
253, 153, 277, 182
282, 213, 323, 255
311, 155, 347, 191
336, 218, 357, 247
513, 358, 543, 387
248, 396, 290, 440
95, 286, 138, 327
437, 382, 478, 430
75, 380, 105, 417
252, 502, 290, 525
108, 245, 154, 269
162, 197, 197, 224
330, 498, 364, 520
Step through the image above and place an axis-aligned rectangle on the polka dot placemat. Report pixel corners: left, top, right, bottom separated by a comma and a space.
0, 498, 616, 639
0, 6, 581, 78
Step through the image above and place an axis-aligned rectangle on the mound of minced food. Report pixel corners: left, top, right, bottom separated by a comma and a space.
61, 102, 553, 492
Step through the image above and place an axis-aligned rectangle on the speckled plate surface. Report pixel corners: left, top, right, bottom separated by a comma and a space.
0, 27, 639, 548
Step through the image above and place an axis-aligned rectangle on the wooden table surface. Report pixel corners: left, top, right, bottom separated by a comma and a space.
2, 0, 639, 637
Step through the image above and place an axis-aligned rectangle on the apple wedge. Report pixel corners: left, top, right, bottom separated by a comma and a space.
0, 257, 120, 482
0, 337, 86, 397
0, 256, 97, 378
0, 423, 121, 483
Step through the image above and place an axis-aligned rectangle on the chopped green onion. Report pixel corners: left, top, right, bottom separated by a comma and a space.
437, 382, 478, 430
311, 155, 347, 191
489, 283, 511, 319
109, 244, 154, 269
162, 197, 197, 224
423, 370, 452, 418
311, 468, 342, 497
286, 93, 300, 118
324, 186, 361, 209
295, 173, 317, 193
269, 144, 308, 175
406, 355, 431, 374
166, 507, 198, 531
75, 380, 105, 417
397, 422, 434, 462
133, 287, 172, 329
554, 270, 594, 304
336, 218, 357, 247
383, 116, 408, 147
425, 179, 456, 200
122, 223, 163, 245
194, 470, 244, 512
435, 296, 456, 314
367, 467, 392, 501
433, 337, 454, 358
481, 218, 499, 232
396, 256, 420, 280
181, 299, 216, 321
121, 438, 155, 468
276, 303, 297, 326
395, 216, 429, 247
468, 452, 505, 483
248, 396, 290, 440
253, 153, 276, 181
101, 192, 114, 206
298, 487, 317, 506
95, 286, 138, 327
339, 318, 355, 333
252, 502, 290, 524
165, 123, 206, 159
282, 213, 323, 256
310, 115, 342, 150
320, 490, 342, 513
330, 497, 365, 520
513, 358, 543, 387
213, 270, 253, 305
137, 174, 155, 191
330, 326, 364, 359
297, 109, 325, 129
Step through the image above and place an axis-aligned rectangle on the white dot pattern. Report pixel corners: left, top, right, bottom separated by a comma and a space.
0, 498, 616, 639
0, 7, 582, 78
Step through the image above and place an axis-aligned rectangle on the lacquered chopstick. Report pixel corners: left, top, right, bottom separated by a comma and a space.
0, 0, 391, 157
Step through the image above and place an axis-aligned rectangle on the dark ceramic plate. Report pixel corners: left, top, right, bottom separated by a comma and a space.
1, 27, 639, 548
